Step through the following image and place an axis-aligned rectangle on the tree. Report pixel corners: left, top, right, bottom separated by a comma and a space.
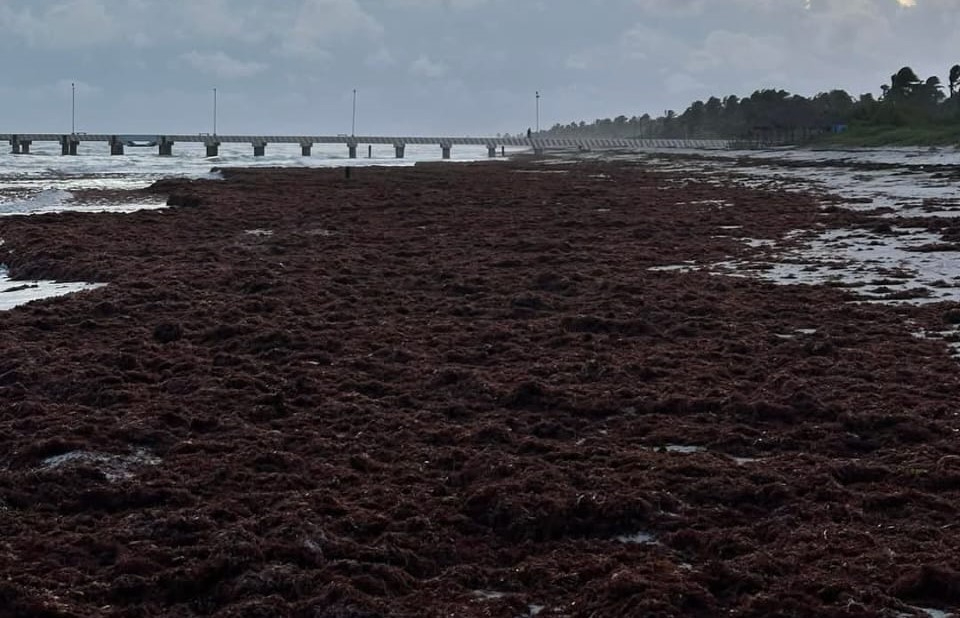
950, 64, 960, 97
885, 66, 922, 101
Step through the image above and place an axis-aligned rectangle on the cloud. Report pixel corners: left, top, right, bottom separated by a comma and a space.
282, 0, 383, 58
410, 54, 447, 78
1, 0, 122, 48
181, 50, 268, 78
686, 31, 787, 73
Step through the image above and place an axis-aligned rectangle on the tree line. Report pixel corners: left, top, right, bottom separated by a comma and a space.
541, 64, 960, 144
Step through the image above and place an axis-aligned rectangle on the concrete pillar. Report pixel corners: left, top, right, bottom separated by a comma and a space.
60, 136, 79, 156
18, 141, 30, 154
441, 144, 451, 159
301, 143, 312, 157
368, 145, 372, 158
206, 143, 220, 157
394, 143, 405, 159
348, 144, 357, 159
487, 145, 497, 158
158, 138, 173, 156
253, 142, 266, 157
110, 142, 124, 156
10, 137, 20, 155
501, 146, 506, 157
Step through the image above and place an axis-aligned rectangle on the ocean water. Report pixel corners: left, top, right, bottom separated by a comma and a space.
0, 141, 515, 308
0, 141, 513, 216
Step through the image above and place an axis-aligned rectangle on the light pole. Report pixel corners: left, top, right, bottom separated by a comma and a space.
535, 91, 540, 134
213, 87, 218, 136
71, 82, 76, 134
352, 88, 357, 136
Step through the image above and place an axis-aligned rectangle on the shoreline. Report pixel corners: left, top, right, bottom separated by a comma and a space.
1, 161, 959, 615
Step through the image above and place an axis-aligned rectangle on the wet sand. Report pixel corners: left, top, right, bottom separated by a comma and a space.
1, 160, 960, 616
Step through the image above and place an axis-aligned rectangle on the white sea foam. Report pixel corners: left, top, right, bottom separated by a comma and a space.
0, 266, 105, 310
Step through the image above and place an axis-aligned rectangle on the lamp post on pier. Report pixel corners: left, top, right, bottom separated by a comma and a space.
352, 88, 357, 136
213, 87, 218, 136
71, 82, 76, 134
535, 90, 540, 135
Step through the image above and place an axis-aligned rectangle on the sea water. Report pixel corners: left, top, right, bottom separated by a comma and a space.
0, 141, 510, 215
0, 142, 514, 308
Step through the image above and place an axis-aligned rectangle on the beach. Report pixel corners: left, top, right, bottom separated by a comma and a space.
1, 156, 960, 616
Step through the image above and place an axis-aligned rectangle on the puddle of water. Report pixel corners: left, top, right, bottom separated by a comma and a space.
244, 229, 274, 237
0, 188, 168, 216
898, 608, 955, 618
0, 267, 106, 310
41, 448, 161, 482
472, 590, 508, 601
664, 445, 706, 454
648, 262, 698, 272
742, 238, 776, 249
715, 227, 960, 304
615, 531, 658, 544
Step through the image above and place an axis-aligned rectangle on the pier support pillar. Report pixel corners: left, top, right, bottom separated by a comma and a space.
158, 138, 173, 156
348, 144, 357, 159
487, 145, 497, 158
441, 144, 451, 160
18, 141, 30, 154
301, 143, 312, 157
60, 136, 79, 156
253, 142, 266, 157
394, 143, 405, 159
205, 143, 220, 157
501, 146, 506, 157
110, 142, 124, 156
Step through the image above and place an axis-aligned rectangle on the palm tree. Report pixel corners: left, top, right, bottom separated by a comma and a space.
949, 64, 960, 97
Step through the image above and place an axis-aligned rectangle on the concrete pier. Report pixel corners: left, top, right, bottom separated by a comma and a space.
10, 137, 31, 154
1, 134, 734, 160
60, 135, 79, 156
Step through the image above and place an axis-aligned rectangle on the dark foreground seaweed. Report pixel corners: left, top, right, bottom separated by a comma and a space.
1, 160, 959, 617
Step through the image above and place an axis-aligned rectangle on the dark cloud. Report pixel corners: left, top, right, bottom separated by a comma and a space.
0, 0, 951, 134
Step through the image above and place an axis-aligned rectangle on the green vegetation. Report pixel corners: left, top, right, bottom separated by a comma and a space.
542, 64, 960, 147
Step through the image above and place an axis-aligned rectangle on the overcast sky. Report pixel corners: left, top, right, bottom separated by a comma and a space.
0, 0, 955, 136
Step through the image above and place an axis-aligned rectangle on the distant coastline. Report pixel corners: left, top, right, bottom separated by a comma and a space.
542, 63, 960, 148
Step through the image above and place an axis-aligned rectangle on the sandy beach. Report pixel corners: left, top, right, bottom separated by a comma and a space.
1, 158, 959, 616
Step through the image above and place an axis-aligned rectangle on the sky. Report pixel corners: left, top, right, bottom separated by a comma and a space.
0, 0, 956, 136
